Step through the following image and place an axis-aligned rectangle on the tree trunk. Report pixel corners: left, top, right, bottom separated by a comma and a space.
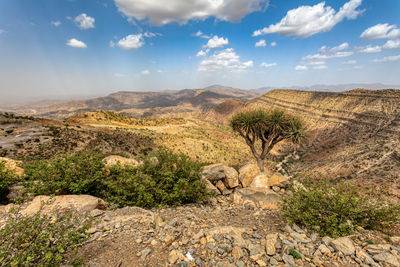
257, 158, 264, 173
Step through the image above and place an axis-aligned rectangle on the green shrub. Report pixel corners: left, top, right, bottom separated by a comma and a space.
0, 161, 16, 201
24, 149, 211, 208
103, 149, 212, 208
282, 176, 400, 237
0, 206, 91, 266
24, 151, 106, 196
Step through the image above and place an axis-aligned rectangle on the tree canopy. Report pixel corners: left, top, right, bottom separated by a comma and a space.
230, 109, 306, 172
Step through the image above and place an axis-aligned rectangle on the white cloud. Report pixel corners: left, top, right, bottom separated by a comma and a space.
255, 39, 266, 47
66, 38, 87, 48
157, 69, 163, 73
193, 30, 210, 39
373, 54, 400, 63
0, 29, 5, 35
114, 0, 269, 25
117, 34, 144, 50
343, 60, 357, 64
360, 23, 400, 39
313, 65, 327, 70
318, 42, 349, 53
353, 65, 363, 69
260, 62, 276, 68
74, 13, 95, 30
140, 70, 150, 75
253, 0, 363, 38
143, 32, 161, 38
383, 39, 400, 50
51, 21, 61, 27
270, 41, 277, 47
196, 49, 209, 57
205, 36, 229, 49
295, 65, 308, 71
308, 61, 326, 65
357, 45, 382, 54
198, 48, 253, 72
303, 43, 353, 61
114, 73, 125, 77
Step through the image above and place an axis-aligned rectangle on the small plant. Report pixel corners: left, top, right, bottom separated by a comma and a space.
289, 249, 302, 259
0, 161, 16, 201
0, 205, 91, 266
282, 176, 400, 237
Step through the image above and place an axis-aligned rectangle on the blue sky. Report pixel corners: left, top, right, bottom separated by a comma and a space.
0, 0, 399, 100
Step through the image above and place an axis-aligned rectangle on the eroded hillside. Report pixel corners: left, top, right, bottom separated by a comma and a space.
247, 89, 400, 197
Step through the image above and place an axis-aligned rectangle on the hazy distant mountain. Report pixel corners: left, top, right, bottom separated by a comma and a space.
254, 83, 400, 94
6, 86, 259, 119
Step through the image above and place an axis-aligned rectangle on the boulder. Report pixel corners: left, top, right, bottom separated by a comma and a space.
202, 178, 220, 195
202, 164, 239, 189
233, 188, 280, 210
373, 252, 400, 267
103, 155, 139, 168
249, 173, 269, 189
238, 164, 260, 188
268, 173, 288, 187
330, 237, 355, 256
215, 180, 226, 193
0, 157, 24, 177
20, 195, 107, 216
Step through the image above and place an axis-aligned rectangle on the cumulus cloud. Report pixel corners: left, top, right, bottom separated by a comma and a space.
51, 21, 61, 27
357, 45, 382, 54
383, 39, 400, 50
74, 13, 95, 30
253, 0, 363, 38
255, 39, 266, 47
205, 36, 229, 49
66, 38, 87, 48
196, 49, 209, 57
260, 62, 276, 68
373, 54, 400, 63
140, 69, 150, 75
114, 0, 269, 25
308, 61, 326, 65
303, 43, 353, 62
116, 34, 144, 50
270, 41, 277, 47
360, 23, 400, 39
198, 48, 253, 72
356, 40, 400, 54
295, 65, 308, 71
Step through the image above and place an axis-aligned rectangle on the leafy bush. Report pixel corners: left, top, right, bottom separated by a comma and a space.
0, 206, 91, 266
24, 149, 211, 208
24, 151, 106, 195
282, 176, 400, 237
103, 149, 212, 208
0, 161, 16, 201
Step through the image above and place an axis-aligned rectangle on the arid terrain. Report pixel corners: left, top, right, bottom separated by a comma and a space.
1, 87, 400, 267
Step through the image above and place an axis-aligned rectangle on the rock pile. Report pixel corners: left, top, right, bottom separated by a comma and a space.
202, 163, 289, 210
77, 195, 400, 267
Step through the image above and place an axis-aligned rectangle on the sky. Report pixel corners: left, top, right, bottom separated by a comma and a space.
0, 0, 400, 101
